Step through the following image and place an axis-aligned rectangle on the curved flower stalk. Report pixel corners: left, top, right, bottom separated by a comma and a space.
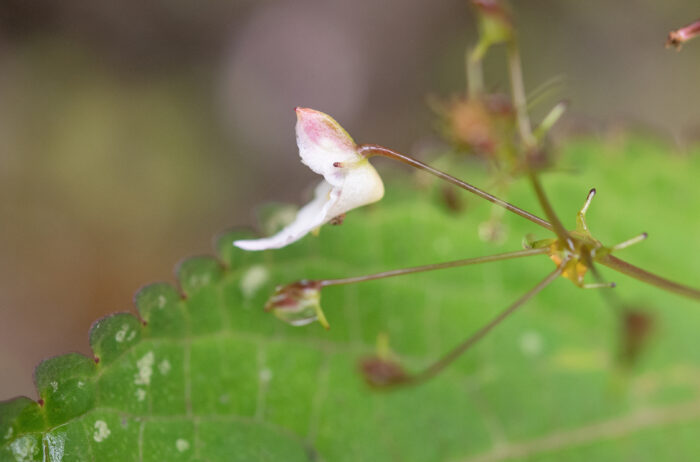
234, 108, 384, 251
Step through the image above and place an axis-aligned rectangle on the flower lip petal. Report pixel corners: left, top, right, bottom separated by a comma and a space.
326, 163, 384, 219
234, 181, 337, 251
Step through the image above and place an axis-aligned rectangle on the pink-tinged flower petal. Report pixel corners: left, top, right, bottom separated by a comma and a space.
234, 181, 337, 251
295, 107, 359, 187
667, 19, 700, 50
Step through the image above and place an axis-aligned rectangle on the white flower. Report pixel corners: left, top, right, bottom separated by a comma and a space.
234, 108, 384, 251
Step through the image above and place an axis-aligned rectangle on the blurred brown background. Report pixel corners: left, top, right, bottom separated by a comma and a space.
1, 0, 699, 399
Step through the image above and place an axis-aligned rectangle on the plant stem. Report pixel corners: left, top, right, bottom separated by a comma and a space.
404, 264, 565, 387
506, 39, 574, 248
534, 101, 567, 141
529, 173, 575, 250
357, 144, 553, 231
320, 247, 549, 287
506, 41, 536, 148
466, 46, 485, 98
599, 255, 700, 302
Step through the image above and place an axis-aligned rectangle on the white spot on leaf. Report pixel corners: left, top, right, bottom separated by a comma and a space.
432, 237, 453, 256
93, 420, 111, 442
77, 381, 85, 389
190, 274, 211, 289
134, 351, 154, 386
50, 381, 58, 392
45, 432, 66, 462
175, 438, 190, 452
10, 435, 38, 461
135, 388, 146, 402
240, 265, 269, 299
115, 324, 129, 343
519, 331, 544, 357
4, 426, 13, 440
259, 368, 273, 383
157, 294, 167, 309
158, 359, 171, 375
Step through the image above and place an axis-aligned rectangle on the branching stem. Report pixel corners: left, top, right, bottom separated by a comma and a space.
506, 38, 574, 249
402, 264, 565, 387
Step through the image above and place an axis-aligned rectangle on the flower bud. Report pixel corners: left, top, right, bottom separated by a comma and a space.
264, 280, 330, 329
667, 19, 700, 50
358, 356, 409, 388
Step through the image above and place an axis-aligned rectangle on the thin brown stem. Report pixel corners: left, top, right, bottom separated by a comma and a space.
506, 41, 536, 148
320, 248, 549, 287
599, 255, 700, 302
529, 173, 575, 250
402, 264, 565, 387
357, 144, 553, 231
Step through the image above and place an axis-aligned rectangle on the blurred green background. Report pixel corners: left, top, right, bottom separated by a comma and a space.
1, 0, 699, 399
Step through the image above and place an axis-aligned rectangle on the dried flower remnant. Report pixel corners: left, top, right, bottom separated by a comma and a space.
443, 95, 514, 158
234, 108, 384, 251
265, 280, 329, 330
667, 18, 700, 50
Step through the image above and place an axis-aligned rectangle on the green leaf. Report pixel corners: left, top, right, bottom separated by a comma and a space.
2, 136, 700, 461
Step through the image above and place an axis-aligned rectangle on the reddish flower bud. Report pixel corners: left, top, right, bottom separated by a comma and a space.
358, 356, 409, 388
264, 280, 330, 329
